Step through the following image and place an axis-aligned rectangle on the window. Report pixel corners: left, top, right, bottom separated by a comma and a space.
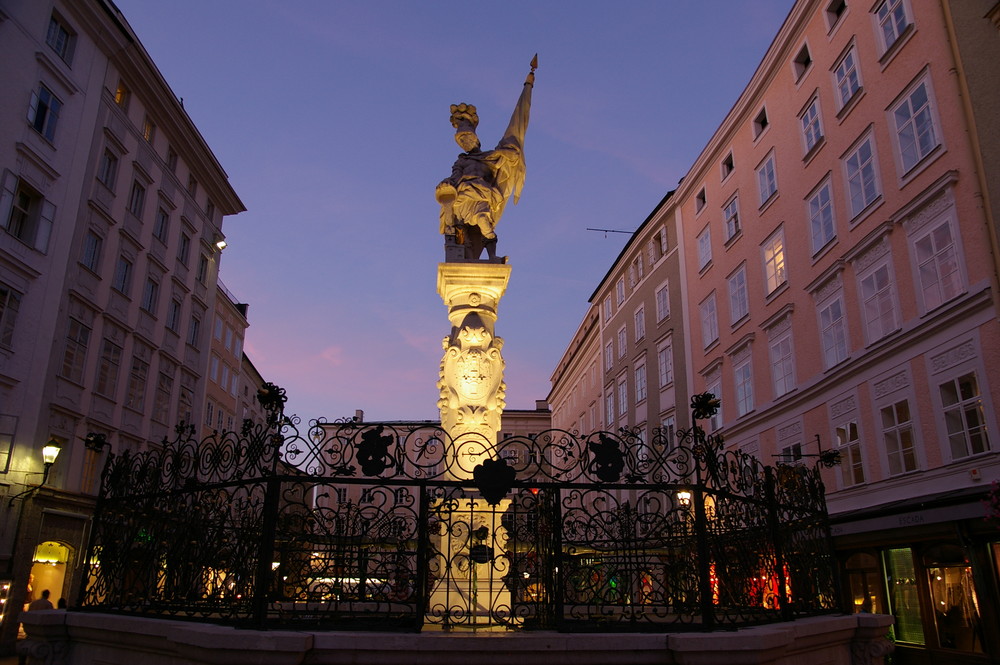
46, 14, 75, 63
210, 354, 220, 383
780, 443, 803, 465
81, 230, 102, 272
187, 315, 201, 348
700, 292, 718, 348
835, 47, 862, 108
836, 421, 865, 486
127, 181, 146, 217
728, 265, 749, 323
657, 341, 673, 387
95, 339, 123, 397
205, 400, 215, 427
769, 332, 795, 397
762, 230, 786, 294
617, 326, 627, 358
617, 378, 628, 418
940, 372, 990, 459
187, 175, 198, 197
695, 188, 707, 213
603, 297, 612, 322
650, 227, 667, 263
214, 317, 224, 340
721, 152, 734, 179
153, 208, 169, 242
706, 380, 722, 432
97, 150, 118, 189
819, 295, 848, 368
206, 200, 216, 221
61, 318, 91, 382
859, 262, 897, 343
892, 79, 939, 173
140, 277, 159, 314
114, 81, 130, 110
876, 0, 910, 51
734, 357, 754, 417
197, 254, 209, 284
655, 283, 670, 322
723, 196, 740, 241
153, 371, 174, 423
661, 415, 677, 448
633, 306, 645, 341
881, 400, 917, 474
28, 84, 62, 142
753, 107, 769, 138
826, 0, 847, 30
800, 98, 823, 153
0, 283, 23, 348
125, 355, 148, 410
112, 256, 133, 295
635, 364, 647, 403
628, 265, 637, 289
166, 298, 182, 332
697, 226, 712, 270
178, 232, 191, 265
793, 43, 812, 80
845, 135, 880, 216
1, 174, 55, 251
913, 220, 961, 311
757, 154, 777, 205
605, 341, 614, 370
166, 147, 178, 173
616, 278, 625, 305
142, 116, 156, 144
808, 180, 836, 253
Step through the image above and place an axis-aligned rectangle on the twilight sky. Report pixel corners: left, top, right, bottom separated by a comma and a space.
113, 0, 792, 422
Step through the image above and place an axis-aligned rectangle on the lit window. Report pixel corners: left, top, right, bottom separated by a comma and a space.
876, 0, 910, 51
723, 196, 740, 241
808, 181, 836, 253
757, 155, 777, 205
114, 81, 130, 110
892, 79, 939, 173
845, 135, 880, 216
836, 421, 865, 486
940, 372, 990, 459
881, 400, 917, 474
697, 226, 712, 269
819, 295, 848, 368
142, 116, 156, 144
700, 292, 718, 348
913, 220, 962, 311
769, 332, 794, 397
728, 265, 749, 323
859, 262, 897, 343
800, 98, 823, 153
762, 230, 786, 294
835, 47, 862, 108
734, 357, 754, 417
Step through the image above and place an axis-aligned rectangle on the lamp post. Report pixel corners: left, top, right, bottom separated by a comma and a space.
7, 439, 62, 508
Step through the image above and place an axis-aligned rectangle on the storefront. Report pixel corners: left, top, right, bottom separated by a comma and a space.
832, 488, 999, 664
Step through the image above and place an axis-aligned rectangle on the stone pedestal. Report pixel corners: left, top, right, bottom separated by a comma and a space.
436, 262, 511, 481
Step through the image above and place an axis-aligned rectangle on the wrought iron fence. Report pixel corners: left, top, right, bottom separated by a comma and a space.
79, 391, 841, 632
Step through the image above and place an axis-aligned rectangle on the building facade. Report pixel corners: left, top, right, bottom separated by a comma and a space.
0, 0, 244, 651
202, 281, 249, 438
551, 1, 1000, 662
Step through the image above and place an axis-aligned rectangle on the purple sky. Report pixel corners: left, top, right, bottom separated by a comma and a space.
114, 1, 792, 422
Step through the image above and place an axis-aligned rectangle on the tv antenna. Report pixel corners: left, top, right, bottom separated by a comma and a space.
586, 227, 633, 238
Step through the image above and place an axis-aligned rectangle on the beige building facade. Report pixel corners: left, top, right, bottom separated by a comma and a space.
0, 0, 243, 651
551, 1, 1000, 662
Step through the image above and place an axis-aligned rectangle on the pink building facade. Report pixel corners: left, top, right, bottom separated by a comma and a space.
551, 1, 1000, 662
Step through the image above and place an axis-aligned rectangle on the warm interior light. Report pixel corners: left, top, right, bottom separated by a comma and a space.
215, 239, 227, 251
42, 439, 62, 466
677, 490, 692, 506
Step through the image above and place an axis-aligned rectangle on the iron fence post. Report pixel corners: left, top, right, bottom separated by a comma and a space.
765, 466, 790, 621
251, 472, 281, 628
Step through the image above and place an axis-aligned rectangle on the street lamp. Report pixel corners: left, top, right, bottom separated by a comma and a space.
7, 438, 62, 507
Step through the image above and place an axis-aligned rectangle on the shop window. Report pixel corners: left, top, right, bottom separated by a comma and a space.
923, 545, 985, 653
844, 552, 882, 613
883, 548, 925, 645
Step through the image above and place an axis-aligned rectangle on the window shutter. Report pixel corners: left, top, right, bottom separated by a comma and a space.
35, 199, 55, 252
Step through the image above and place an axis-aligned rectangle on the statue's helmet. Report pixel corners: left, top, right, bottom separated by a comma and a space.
449, 103, 479, 134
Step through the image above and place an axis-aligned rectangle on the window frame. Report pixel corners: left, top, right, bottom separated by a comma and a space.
700, 292, 719, 349
799, 95, 824, 155
880, 398, 919, 475
697, 225, 712, 270
46, 13, 76, 64
817, 290, 849, 369
762, 228, 787, 295
939, 371, 991, 461
756, 153, 778, 206
842, 131, 881, 219
657, 339, 674, 388
833, 45, 863, 110
889, 73, 942, 177
908, 214, 965, 314
0, 282, 24, 349
723, 195, 741, 242
807, 178, 837, 255
728, 263, 749, 324
856, 258, 898, 344
873, 0, 912, 55
769, 330, 795, 398
655, 281, 670, 322
733, 355, 754, 417
27, 83, 63, 143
